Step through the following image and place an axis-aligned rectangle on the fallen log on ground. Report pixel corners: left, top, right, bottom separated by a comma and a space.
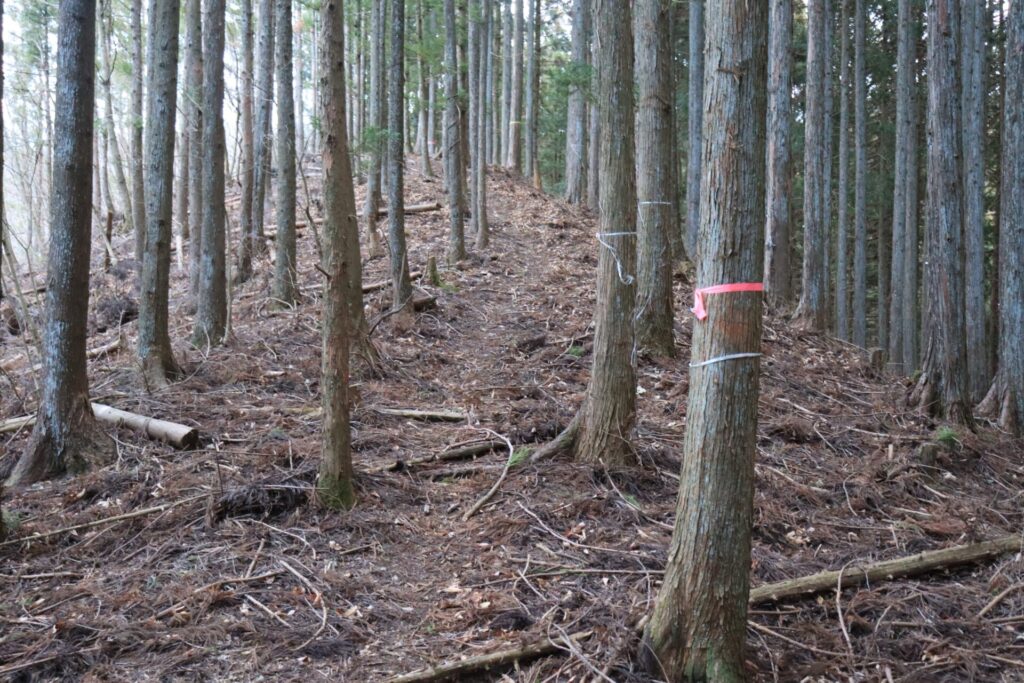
386, 630, 592, 683
0, 403, 199, 449
368, 439, 507, 473
748, 534, 1024, 604
373, 407, 466, 422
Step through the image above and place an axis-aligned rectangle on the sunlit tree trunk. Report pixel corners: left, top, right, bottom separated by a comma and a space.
475, 0, 490, 247
563, 0, 588, 205
524, 0, 540, 188
236, 0, 256, 283
387, 0, 411, 310
683, 0, 703, 262
634, 0, 675, 356
317, 0, 356, 509
506, 0, 522, 171
185, 0, 203, 300
765, 0, 793, 309
11, 0, 112, 486
363, 0, 385, 258
252, 0, 275, 247
888, 0, 911, 367
444, 0, 466, 262
273, 0, 298, 306
192, 0, 228, 346
138, 0, 182, 387
795, 0, 829, 330
131, 0, 145, 258
642, 0, 767, 677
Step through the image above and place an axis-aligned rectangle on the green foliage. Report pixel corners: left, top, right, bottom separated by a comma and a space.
567, 345, 584, 358
508, 447, 530, 468
317, 474, 356, 510
933, 426, 960, 450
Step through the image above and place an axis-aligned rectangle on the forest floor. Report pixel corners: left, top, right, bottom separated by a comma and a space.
1, 160, 1024, 682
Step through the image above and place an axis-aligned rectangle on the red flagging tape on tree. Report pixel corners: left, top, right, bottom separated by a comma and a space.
691, 283, 764, 321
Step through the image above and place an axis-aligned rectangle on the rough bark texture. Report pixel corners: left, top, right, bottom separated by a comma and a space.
585, 26, 599, 210
634, 0, 675, 357
138, 0, 182, 387
500, 0, 511, 164
317, 0, 356, 509
9, 0, 112, 487
764, 0, 792, 310
980, 0, 1023, 434
641, 0, 767, 678
252, 0, 275, 245
416, 0, 432, 177
363, 0, 385, 258
571, 0, 636, 467
236, 0, 256, 283
683, 0, 703, 262
903, 68, 921, 373
467, 0, 480, 235
387, 0, 412, 310
837, 0, 851, 340
911, 0, 971, 424
192, 0, 228, 346
962, 0, 988, 399
506, 0, 522, 172
131, 0, 145, 265
888, 0, 912, 368
475, 0, 490, 247
524, 0, 540, 188
273, 0, 298, 306
852, 0, 867, 346
822, 0, 834, 326
443, 0, 466, 262
563, 0, 588, 205
794, 0, 828, 330
185, 0, 203, 300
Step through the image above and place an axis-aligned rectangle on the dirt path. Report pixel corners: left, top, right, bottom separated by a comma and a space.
2, 166, 1024, 681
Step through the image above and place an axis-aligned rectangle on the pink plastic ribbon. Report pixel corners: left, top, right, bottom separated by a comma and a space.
691, 282, 764, 321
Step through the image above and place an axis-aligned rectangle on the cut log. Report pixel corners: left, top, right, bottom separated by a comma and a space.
386, 631, 592, 683
361, 271, 423, 294
0, 403, 199, 449
368, 439, 507, 473
267, 202, 444, 236
749, 534, 1024, 605
373, 407, 466, 422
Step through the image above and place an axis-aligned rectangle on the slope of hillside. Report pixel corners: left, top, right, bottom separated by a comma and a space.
1, 164, 1022, 681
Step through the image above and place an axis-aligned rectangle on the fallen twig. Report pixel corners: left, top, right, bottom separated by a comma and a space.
463, 430, 516, 521
386, 630, 592, 683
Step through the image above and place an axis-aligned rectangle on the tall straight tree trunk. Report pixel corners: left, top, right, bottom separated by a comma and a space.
131, 0, 144, 259
563, 0, 588, 204
363, 0, 385, 258
387, 0, 411, 310
764, 0, 793, 309
585, 26, 599, 210
487, 2, 497, 164
428, 60, 438, 156
822, 0, 834, 325
186, 0, 203, 300
236, 0, 256, 283
683, 0, 704, 262
903, 70, 921, 373
500, 0, 511, 162
642, 0, 768, 677
295, 23, 305, 156
889, 0, 912, 369
252, 0, 275, 246
911, 0, 971, 423
467, 0, 479, 233
852, 0, 867, 346
192, 0, 228, 346
837, 0, 851, 339
980, 0, 1022, 433
475, 0, 490, 247
0, 0, 3, 306
795, 0, 829, 330
634, 0, 676, 356
317, 0, 356, 509
506, 0, 522, 171
535, 0, 637, 467
10, 0, 112, 486
417, 0, 433, 176
963, 0, 988, 399
273, 0, 298, 306
138, 0, 181, 387
176, 130, 189, 246
443, 0, 466, 261
524, 0, 540, 188
100, 0, 132, 250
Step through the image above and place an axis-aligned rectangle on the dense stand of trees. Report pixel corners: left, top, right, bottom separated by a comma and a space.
0, 1, 1022, 677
